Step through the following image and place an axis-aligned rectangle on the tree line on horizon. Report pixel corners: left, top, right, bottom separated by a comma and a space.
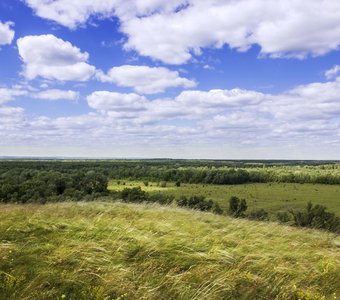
1, 160, 340, 186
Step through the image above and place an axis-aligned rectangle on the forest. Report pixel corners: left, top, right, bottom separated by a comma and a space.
1, 159, 340, 202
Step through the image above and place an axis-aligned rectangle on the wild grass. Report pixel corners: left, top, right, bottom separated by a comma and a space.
108, 180, 340, 216
0, 202, 339, 299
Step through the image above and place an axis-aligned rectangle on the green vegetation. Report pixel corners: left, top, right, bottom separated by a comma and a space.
289, 202, 340, 232
108, 180, 340, 217
0, 202, 339, 300
228, 196, 247, 217
2, 159, 340, 190
0, 168, 108, 203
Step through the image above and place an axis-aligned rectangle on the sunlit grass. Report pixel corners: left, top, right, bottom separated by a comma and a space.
108, 180, 340, 216
0, 202, 339, 299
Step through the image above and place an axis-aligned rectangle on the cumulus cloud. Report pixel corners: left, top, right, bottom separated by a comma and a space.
264, 77, 340, 120
2, 77, 340, 157
176, 89, 264, 108
0, 87, 27, 105
17, 34, 96, 81
23, 0, 340, 64
23, 0, 116, 29
23, 0, 184, 29
32, 89, 79, 101
0, 21, 15, 46
96, 65, 196, 94
122, 0, 340, 64
87, 91, 148, 113
325, 65, 340, 80
84, 77, 340, 142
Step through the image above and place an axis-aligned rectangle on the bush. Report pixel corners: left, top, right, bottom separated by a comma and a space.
159, 181, 167, 188
148, 193, 174, 205
289, 202, 340, 233
228, 196, 247, 217
276, 211, 290, 223
248, 209, 268, 221
175, 181, 181, 187
212, 202, 224, 215
177, 196, 214, 212
121, 187, 148, 203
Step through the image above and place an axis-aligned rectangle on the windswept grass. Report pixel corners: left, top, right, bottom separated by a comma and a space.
0, 202, 339, 299
108, 180, 340, 216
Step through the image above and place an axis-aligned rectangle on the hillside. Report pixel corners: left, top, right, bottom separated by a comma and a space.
0, 202, 339, 300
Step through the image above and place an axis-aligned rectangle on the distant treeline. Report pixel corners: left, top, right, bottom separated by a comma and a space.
110, 167, 340, 185
1, 160, 340, 191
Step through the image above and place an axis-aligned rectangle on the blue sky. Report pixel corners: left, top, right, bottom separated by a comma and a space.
1, 0, 340, 159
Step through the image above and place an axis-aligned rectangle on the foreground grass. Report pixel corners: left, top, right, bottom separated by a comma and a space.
109, 180, 340, 216
0, 202, 339, 300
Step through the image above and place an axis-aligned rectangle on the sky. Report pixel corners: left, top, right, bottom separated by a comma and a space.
0, 0, 340, 159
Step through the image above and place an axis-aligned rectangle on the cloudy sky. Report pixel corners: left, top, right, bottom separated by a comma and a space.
1, 0, 340, 159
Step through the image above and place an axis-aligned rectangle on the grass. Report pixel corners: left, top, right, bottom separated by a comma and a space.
0, 202, 339, 299
108, 180, 340, 217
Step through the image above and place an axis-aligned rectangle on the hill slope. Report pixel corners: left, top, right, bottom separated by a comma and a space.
0, 202, 339, 300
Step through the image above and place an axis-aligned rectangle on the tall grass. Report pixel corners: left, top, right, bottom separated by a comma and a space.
0, 202, 339, 299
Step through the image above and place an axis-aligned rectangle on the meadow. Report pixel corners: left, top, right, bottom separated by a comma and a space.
108, 180, 340, 217
0, 202, 339, 300
1, 160, 339, 299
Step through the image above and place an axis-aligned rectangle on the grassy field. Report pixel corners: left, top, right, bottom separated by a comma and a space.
108, 180, 340, 216
0, 202, 339, 300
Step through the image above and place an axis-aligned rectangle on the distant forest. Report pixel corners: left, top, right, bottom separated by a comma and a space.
0, 159, 340, 204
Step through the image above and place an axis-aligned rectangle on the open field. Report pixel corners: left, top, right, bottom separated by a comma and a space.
108, 180, 340, 217
0, 202, 339, 300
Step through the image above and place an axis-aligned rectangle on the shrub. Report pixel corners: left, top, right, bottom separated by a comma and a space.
148, 193, 174, 205
212, 202, 224, 215
228, 196, 247, 217
248, 209, 268, 221
276, 211, 290, 223
289, 202, 340, 233
175, 181, 181, 187
177, 196, 214, 212
159, 181, 167, 188
121, 187, 148, 203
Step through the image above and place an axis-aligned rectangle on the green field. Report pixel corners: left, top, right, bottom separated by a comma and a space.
0, 202, 339, 300
109, 180, 340, 216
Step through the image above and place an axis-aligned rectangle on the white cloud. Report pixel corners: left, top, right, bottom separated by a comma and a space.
32, 89, 79, 101
96, 65, 196, 94
23, 0, 340, 64
2, 76, 340, 158
17, 34, 96, 81
87, 91, 148, 113
23, 0, 116, 29
264, 77, 340, 120
176, 89, 265, 108
325, 65, 340, 80
203, 64, 215, 70
0, 87, 27, 104
0, 21, 15, 46
0, 106, 26, 132
23, 0, 184, 29
122, 0, 340, 64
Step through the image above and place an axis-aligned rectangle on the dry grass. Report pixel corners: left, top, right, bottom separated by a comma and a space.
0, 202, 339, 299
